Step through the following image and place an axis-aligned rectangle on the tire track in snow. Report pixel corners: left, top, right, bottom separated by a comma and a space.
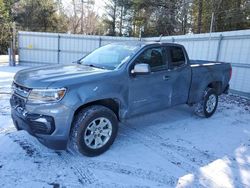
89, 160, 176, 186
121, 123, 209, 173
62, 152, 171, 187
138, 125, 218, 166
4, 127, 176, 186
66, 154, 177, 187
60, 152, 98, 185
120, 123, 225, 187
7, 133, 41, 157
6, 132, 97, 186
122, 119, 248, 188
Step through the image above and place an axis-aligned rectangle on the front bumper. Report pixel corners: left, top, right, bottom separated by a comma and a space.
11, 107, 69, 150
12, 108, 55, 134
10, 97, 74, 150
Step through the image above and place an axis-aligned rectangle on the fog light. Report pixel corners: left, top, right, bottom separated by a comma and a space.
27, 114, 55, 135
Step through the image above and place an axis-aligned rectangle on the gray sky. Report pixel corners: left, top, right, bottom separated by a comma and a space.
62, 0, 106, 16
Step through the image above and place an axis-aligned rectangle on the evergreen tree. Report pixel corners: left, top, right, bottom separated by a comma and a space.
192, 0, 250, 33
0, 0, 11, 54
13, 0, 68, 32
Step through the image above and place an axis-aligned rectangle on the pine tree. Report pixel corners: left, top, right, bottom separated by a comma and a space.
192, 0, 250, 33
13, 0, 68, 32
0, 0, 11, 54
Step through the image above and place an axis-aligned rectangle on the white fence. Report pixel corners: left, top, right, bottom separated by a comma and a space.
18, 32, 138, 65
18, 30, 250, 95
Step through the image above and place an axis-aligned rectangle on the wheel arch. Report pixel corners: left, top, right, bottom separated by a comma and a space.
207, 81, 223, 95
72, 98, 120, 122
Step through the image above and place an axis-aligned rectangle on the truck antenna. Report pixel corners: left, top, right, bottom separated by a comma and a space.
159, 34, 163, 41
155, 34, 163, 42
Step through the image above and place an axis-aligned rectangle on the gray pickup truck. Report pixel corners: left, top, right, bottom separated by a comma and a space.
10, 42, 231, 156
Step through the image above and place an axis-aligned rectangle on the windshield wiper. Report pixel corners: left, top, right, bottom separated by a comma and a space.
84, 64, 106, 70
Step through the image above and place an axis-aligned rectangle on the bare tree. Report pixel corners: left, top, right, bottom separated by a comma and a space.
71, 0, 81, 33
197, 0, 203, 33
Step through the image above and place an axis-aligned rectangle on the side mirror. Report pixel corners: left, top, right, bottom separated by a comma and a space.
131, 63, 151, 75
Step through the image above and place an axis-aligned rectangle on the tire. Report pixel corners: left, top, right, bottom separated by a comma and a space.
68, 105, 118, 157
194, 88, 218, 118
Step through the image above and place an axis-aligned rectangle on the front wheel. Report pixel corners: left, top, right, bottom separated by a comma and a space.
194, 88, 218, 118
68, 105, 118, 156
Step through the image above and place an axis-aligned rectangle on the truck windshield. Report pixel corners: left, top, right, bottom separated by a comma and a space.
80, 44, 140, 70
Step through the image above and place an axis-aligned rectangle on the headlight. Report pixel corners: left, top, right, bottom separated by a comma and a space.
27, 88, 66, 104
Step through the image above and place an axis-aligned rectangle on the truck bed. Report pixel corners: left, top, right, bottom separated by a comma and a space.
188, 60, 231, 104
190, 60, 225, 67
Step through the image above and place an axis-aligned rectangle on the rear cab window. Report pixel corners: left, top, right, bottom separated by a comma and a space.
169, 46, 186, 69
135, 47, 167, 72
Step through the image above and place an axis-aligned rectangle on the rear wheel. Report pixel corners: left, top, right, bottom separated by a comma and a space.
194, 88, 218, 118
68, 105, 118, 156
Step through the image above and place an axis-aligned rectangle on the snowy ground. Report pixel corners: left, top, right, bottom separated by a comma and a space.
0, 55, 8, 63
0, 55, 18, 64
0, 63, 250, 188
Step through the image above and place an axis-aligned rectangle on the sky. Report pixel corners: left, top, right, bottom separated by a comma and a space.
61, 0, 106, 16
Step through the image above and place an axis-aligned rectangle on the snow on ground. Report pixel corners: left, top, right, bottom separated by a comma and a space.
0, 55, 18, 64
0, 55, 8, 63
0, 63, 250, 188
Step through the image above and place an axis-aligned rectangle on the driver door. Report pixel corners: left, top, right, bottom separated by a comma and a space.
128, 46, 174, 116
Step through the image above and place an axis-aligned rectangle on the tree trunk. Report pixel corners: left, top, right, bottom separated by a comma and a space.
182, 0, 188, 34
72, 0, 77, 34
111, 1, 117, 36
197, 0, 203, 33
119, 6, 123, 36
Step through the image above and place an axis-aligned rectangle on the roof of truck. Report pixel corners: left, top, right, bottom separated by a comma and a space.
114, 41, 184, 48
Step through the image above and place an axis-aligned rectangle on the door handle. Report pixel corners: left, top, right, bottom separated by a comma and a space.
163, 75, 170, 80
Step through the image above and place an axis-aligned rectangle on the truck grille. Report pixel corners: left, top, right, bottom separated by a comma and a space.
11, 94, 26, 108
10, 82, 31, 108
12, 82, 31, 98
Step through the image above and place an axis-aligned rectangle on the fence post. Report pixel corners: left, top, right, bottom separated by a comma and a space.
17, 32, 19, 64
99, 37, 102, 47
172, 37, 175, 43
9, 42, 15, 66
57, 34, 60, 64
216, 34, 223, 62
12, 22, 16, 66
8, 47, 12, 66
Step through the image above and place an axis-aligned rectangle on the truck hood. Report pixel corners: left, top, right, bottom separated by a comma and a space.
14, 64, 110, 88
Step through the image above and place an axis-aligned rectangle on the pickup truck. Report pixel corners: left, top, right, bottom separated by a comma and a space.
10, 42, 231, 156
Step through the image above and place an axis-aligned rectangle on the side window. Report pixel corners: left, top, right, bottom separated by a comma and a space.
169, 46, 186, 69
136, 47, 167, 71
